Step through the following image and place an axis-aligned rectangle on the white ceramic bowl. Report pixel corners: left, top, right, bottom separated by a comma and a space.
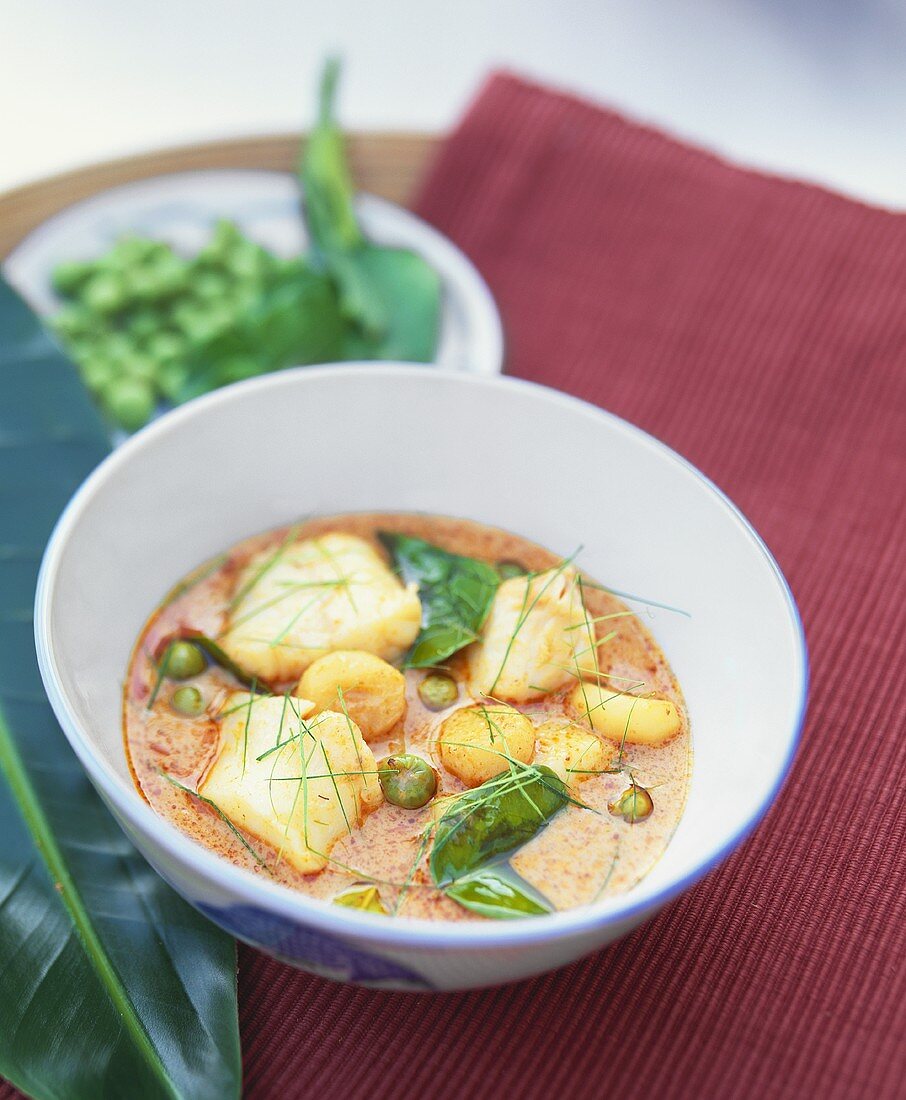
34, 366, 807, 991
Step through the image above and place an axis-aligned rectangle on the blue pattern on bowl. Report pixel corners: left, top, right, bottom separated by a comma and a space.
199, 902, 433, 990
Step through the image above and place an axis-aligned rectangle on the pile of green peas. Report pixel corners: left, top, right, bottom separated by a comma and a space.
50, 221, 293, 432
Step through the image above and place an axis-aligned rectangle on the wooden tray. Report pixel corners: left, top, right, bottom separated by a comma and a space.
0, 132, 439, 259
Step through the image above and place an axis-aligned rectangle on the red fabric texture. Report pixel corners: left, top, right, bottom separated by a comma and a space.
5, 73, 904, 1100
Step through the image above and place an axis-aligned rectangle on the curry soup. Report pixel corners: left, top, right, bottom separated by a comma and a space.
124, 514, 691, 922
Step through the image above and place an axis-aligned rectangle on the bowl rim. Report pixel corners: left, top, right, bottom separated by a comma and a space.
34, 364, 808, 950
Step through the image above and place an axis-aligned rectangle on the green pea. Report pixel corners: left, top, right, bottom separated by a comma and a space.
128, 308, 162, 339
65, 340, 93, 367
157, 362, 190, 401
146, 331, 185, 366
107, 236, 161, 269
151, 254, 189, 296
79, 358, 117, 393
609, 783, 654, 823
52, 305, 96, 339
102, 332, 136, 364
497, 560, 527, 580
83, 272, 127, 314
101, 377, 155, 432
227, 242, 266, 278
193, 271, 229, 301
209, 300, 239, 327
171, 303, 226, 343
379, 754, 437, 809
205, 219, 243, 260
163, 640, 206, 680
170, 685, 205, 717
119, 352, 157, 383
126, 267, 161, 301
417, 673, 459, 711
52, 260, 96, 296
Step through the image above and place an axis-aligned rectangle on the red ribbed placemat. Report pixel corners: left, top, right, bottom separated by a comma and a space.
237, 75, 905, 1099
4, 73, 903, 1100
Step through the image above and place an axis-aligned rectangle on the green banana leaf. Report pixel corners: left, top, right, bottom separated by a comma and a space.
0, 277, 241, 1099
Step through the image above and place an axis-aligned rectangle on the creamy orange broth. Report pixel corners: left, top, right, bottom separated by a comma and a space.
124, 514, 691, 920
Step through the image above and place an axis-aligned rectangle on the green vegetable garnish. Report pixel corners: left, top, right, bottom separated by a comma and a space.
429, 765, 569, 886
172, 261, 344, 402
444, 869, 551, 919
333, 884, 388, 914
300, 59, 441, 360
48, 59, 441, 433
379, 533, 501, 667
298, 59, 362, 261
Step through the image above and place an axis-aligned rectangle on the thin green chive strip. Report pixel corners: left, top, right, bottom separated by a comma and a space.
146, 645, 172, 710
223, 578, 354, 633
158, 769, 269, 871
564, 610, 637, 631
229, 522, 305, 609
578, 580, 691, 618
241, 680, 258, 777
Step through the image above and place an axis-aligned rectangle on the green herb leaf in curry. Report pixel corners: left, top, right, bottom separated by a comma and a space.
379, 532, 501, 667
429, 764, 570, 886
444, 869, 552, 919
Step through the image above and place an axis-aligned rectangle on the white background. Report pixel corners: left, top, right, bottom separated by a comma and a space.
4, 0, 906, 207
